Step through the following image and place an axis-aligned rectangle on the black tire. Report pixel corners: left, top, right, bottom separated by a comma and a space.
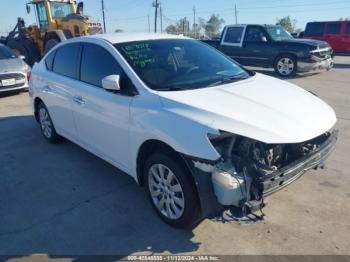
7, 34, 41, 66
144, 152, 201, 228
37, 102, 61, 143
274, 54, 297, 77
45, 38, 60, 54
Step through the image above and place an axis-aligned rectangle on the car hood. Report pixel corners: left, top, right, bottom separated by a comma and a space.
0, 58, 27, 73
280, 38, 330, 49
158, 73, 336, 144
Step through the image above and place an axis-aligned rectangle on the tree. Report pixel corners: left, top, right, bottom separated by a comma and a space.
165, 17, 190, 35
115, 29, 123, 33
276, 16, 294, 33
339, 17, 349, 21
202, 14, 225, 38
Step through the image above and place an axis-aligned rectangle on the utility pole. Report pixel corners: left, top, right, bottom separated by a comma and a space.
148, 15, 150, 32
101, 0, 106, 33
234, 4, 238, 24
193, 6, 196, 39
152, 0, 160, 32
160, 3, 163, 33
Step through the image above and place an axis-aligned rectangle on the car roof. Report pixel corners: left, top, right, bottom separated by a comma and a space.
225, 24, 277, 27
87, 33, 190, 44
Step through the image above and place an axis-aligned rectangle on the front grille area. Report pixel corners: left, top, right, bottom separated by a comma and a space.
0, 73, 25, 81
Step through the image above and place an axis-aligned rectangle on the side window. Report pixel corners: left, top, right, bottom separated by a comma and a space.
244, 26, 268, 42
53, 43, 81, 79
45, 50, 56, 71
326, 23, 341, 34
347, 23, 350, 34
305, 23, 325, 36
223, 27, 243, 44
80, 44, 122, 87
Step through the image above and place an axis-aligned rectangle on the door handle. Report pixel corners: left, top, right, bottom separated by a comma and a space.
73, 96, 85, 105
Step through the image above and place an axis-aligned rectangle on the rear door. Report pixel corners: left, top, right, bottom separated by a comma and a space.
41, 43, 81, 139
218, 25, 245, 63
71, 42, 135, 170
325, 22, 342, 52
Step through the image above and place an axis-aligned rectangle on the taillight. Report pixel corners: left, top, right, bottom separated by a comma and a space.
27, 71, 31, 82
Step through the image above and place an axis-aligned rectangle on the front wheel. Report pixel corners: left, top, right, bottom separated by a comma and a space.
144, 153, 201, 228
274, 55, 297, 77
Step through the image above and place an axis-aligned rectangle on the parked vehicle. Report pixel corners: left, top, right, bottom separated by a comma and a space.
0, 43, 30, 94
202, 24, 334, 77
0, 0, 102, 66
29, 33, 338, 228
303, 21, 350, 53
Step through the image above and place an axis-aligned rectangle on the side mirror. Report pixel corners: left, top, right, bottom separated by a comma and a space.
102, 75, 121, 91
77, 2, 84, 15
19, 55, 26, 60
26, 4, 31, 14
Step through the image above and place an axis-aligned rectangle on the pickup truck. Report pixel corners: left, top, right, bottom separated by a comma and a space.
202, 24, 334, 77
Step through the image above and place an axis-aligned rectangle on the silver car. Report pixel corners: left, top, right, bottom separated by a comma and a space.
0, 43, 30, 93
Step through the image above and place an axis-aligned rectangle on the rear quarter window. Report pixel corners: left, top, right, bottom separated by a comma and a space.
305, 23, 325, 36
223, 27, 244, 44
45, 50, 56, 71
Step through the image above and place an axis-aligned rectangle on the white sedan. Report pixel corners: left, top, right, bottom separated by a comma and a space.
29, 33, 338, 228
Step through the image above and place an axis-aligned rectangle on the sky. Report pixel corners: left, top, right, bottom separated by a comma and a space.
0, 0, 349, 35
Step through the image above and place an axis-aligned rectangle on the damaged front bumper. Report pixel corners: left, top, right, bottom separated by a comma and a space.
183, 129, 338, 217
260, 129, 338, 196
297, 56, 334, 73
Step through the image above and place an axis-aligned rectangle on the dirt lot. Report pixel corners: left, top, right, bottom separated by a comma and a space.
0, 56, 349, 257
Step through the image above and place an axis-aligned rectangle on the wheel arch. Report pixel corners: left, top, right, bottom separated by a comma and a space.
273, 52, 298, 66
33, 96, 44, 122
136, 139, 194, 187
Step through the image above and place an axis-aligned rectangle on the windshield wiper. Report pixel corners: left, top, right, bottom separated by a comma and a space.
207, 75, 249, 87
156, 86, 188, 91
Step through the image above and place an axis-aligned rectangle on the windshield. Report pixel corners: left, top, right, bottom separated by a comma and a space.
266, 26, 293, 41
0, 45, 16, 60
115, 39, 250, 91
50, 2, 73, 19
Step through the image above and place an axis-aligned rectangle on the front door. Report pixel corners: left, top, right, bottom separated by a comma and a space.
240, 25, 273, 66
72, 43, 134, 170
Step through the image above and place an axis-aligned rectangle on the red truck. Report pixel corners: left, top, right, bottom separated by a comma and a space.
303, 21, 350, 53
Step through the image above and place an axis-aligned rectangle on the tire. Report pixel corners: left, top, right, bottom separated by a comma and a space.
7, 34, 41, 66
37, 102, 61, 143
144, 152, 201, 228
274, 54, 297, 77
45, 38, 60, 54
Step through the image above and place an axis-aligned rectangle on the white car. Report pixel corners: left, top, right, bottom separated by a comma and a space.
29, 33, 338, 228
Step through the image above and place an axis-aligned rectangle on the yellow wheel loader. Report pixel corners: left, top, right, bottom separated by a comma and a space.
2, 0, 102, 66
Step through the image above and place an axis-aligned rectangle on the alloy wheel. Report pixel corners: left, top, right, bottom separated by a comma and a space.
39, 107, 52, 139
277, 57, 294, 76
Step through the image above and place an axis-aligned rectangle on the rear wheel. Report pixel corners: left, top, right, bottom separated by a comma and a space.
144, 152, 201, 228
274, 54, 297, 77
37, 103, 60, 143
